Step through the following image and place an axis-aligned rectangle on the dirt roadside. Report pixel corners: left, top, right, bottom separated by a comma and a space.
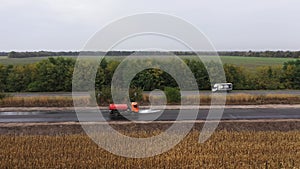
0, 120, 299, 135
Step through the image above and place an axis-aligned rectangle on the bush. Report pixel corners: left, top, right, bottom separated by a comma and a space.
129, 88, 143, 102
0, 93, 8, 100
95, 87, 112, 105
164, 87, 180, 104
95, 87, 143, 105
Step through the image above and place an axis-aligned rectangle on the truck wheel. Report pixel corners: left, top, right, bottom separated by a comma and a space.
110, 110, 117, 116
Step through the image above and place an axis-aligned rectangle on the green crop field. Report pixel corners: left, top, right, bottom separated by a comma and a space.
0, 55, 297, 69
219, 56, 296, 68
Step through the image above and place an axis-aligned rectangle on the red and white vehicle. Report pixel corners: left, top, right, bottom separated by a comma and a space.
109, 102, 139, 116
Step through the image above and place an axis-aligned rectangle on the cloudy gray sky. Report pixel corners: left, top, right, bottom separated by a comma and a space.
0, 0, 299, 51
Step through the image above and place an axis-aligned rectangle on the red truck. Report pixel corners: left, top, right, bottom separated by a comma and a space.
109, 102, 139, 116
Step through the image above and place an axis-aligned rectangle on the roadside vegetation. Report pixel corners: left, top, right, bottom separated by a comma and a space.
0, 96, 89, 107
1, 56, 300, 106
1, 57, 300, 92
1, 93, 300, 107
0, 130, 299, 168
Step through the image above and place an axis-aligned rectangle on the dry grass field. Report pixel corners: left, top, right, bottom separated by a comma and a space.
1, 94, 300, 107
0, 122, 299, 168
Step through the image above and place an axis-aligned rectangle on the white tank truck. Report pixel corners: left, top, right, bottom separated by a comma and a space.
211, 83, 233, 92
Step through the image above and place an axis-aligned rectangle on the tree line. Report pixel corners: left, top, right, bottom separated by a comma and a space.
4, 51, 300, 58
7, 51, 79, 58
1, 57, 300, 92
218, 51, 300, 58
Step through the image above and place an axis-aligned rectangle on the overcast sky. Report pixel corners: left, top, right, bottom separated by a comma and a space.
0, 0, 299, 51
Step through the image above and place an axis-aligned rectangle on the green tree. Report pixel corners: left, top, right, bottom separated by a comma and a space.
283, 60, 300, 89
95, 67, 106, 91
164, 87, 180, 104
6, 65, 36, 92
28, 57, 75, 92
0, 64, 12, 92
0, 64, 7, 92
224, 64, 247, 90
184, 59, 210, 90
104, 60, 120, 87
252, 66, 284, 90
131, 69, 168, 91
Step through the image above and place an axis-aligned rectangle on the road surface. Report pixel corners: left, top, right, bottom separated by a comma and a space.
0, 108, 299, 123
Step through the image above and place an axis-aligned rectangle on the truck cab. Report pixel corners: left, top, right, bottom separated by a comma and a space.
130, 102, 139, 113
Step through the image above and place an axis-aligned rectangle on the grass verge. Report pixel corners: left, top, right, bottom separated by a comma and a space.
0, 96, 89, 107
144, 93, 300, 105
0, 94, 300, 107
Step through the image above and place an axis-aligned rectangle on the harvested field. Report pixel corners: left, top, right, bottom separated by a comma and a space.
0, 121, 299, 168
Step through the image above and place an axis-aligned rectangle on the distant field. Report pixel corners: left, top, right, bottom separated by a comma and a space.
220, 56, 296, 69
0, 55, 297, 69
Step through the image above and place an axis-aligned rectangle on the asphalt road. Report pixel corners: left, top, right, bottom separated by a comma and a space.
0, 108, 299, 123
